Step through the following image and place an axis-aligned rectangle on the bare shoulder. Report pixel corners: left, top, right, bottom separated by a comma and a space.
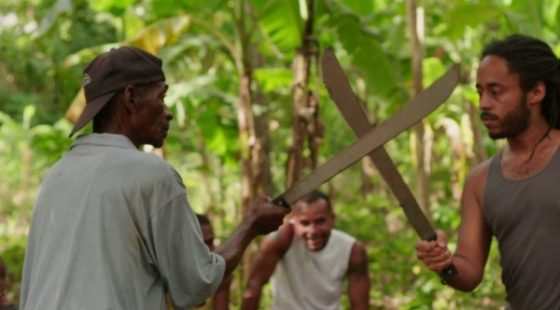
347, 241, 368, 273
261, 223, 294, 255
550, 128, 560, 140
464, 159, 492, 203
550, 129, 560, 149
468, 159, 491, 183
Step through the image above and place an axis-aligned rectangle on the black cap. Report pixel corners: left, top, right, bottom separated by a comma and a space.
70, 46, 165, 136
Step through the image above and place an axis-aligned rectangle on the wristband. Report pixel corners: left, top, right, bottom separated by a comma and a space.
439, 263, 458, 285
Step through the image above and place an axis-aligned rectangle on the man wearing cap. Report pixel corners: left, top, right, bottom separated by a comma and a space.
19, 46, 288, 310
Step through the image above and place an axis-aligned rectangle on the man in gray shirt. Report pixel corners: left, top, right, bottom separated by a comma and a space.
20, 46, 288, 310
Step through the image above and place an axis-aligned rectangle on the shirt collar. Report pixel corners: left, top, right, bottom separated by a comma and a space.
71, 133, 138, 150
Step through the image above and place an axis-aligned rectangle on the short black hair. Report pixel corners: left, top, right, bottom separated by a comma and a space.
196, 213, 211, 226
295, 190, 332, 211
481, 34, 560, 128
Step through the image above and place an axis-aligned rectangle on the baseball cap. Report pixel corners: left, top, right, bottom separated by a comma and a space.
70, 46, 166, 136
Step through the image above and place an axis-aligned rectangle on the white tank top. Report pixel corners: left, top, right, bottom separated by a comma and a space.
271, 229, 356, 310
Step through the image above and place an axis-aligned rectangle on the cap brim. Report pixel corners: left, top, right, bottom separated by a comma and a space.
69, 91, 116, 137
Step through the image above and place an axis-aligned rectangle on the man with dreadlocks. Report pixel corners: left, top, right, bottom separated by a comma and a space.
415, 34, 560, 309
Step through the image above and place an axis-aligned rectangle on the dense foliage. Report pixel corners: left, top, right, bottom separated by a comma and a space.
1, 0, 558, 308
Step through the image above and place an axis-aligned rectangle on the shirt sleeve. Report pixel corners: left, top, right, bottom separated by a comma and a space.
150, 194, 225, 310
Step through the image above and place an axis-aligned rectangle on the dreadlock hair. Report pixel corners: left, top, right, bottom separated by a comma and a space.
481, 34, 560, 129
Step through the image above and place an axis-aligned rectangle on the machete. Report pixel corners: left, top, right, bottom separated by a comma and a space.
320, 47, 457, 282
272, 55, 460, 209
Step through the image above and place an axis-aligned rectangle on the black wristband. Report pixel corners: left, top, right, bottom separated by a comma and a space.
439, 264, 458, 285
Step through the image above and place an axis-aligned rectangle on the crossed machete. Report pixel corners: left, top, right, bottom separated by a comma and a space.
272, 48, 459, 282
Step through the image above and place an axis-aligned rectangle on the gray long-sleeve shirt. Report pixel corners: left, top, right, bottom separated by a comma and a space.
20, 133, 225, 310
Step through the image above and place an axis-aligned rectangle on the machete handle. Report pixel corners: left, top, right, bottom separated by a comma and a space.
426, 233, 458, 284
440, 264, 458, 285
272, 195, 291, 209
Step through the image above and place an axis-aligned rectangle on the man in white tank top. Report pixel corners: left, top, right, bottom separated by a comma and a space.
241, 190, 370, 310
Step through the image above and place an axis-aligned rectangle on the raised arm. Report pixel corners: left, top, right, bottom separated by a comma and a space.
416, 162, 493, 291
347, 242, 370, 310
212, 274, 232, 310
215, 197, 289, 279
241, 223, 294, 310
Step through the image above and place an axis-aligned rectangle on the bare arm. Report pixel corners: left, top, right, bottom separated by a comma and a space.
212, 275, 231, 310
241, 223, 294, 310
416, 162, 493, 291
449, 162, 493, 291
215, 197, 289, 279
347, 242, 370, 310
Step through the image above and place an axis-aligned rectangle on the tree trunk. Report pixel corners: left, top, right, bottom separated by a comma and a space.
355, 78, 377, 196
235, 0, 272, 284
406, 0, 430, 214
286, 0, 320, 187
237, 74, 256, 214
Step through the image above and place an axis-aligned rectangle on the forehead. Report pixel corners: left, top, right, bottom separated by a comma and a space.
476, 55, 520, 87
152, 81, 168, 93
139, 81, 167, 94
293, 199, 331, 217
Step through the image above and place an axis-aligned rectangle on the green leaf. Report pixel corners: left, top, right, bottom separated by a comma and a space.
253, 0, 301, 52
180, 0, 222, 11
33, 0, 73, 38
254, 68, 293, 93
207, 128, 228, 155
166, 76, 217, 126
167, 76, 218, 102
443, 3, 503, 40
334, 14, 406, 104
22, 105, 36, 131
557, 2, 560, 27
422, 57, 446, 87
90, 0, 135, 16
151, 0, 185, 18
335, 0, 375, 17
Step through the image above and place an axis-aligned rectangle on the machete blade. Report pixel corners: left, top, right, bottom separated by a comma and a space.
320, 47, 458, 282
273, 53, 460, 207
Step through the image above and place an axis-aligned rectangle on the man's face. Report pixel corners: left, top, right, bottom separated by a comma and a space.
476, 55, 531, 140
292, 199, 335, 251
130, 81, 173, 148
200, 224, 215, 250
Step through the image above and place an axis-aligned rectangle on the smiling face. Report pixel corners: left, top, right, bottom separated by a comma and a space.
292, 198, 335, 251
129, 81, 173, 148
476, 55, 531, 140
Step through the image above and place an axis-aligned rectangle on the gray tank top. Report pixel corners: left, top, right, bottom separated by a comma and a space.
270, 229, 356, 310
483, 149, 560, 309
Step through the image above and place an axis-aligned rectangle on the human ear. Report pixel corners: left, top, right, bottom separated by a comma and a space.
527, 81, 546, 106
122, 85, 136, 113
